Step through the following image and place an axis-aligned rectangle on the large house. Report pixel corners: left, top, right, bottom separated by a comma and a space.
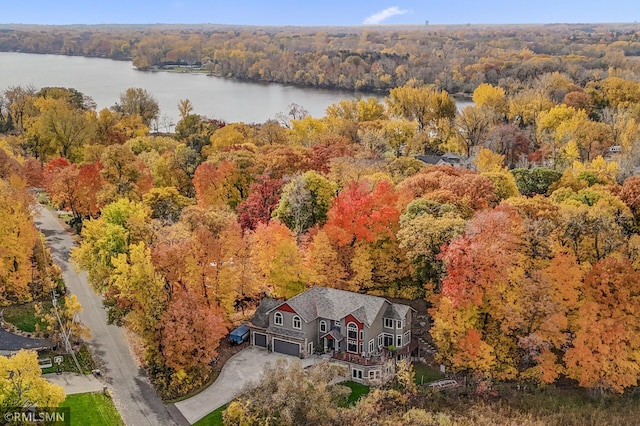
249, 286, 417, 384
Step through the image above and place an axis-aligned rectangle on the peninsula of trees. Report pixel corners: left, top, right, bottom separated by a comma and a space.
1, 23, 639, 93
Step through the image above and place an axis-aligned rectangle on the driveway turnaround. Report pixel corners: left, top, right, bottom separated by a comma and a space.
176, 347, 319, 424
34, 206, 180, 426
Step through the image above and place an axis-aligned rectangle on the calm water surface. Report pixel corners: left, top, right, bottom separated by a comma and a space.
0, 52, 372, 125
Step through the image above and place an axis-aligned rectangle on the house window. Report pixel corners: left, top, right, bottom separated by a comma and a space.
383, 334, 394, 347
347, 340, 358, 353
334, 320, 341, 328
352, 368, 363, 380
396, 320, 403, 329
360, 330, 364, 340
319, 320, 327, 333
360, 342, 364, 354
377, 334, 383, 348
368, 339, 374, 353
347, 323, 358, 339
403, 331, 411, 346
274, 312, 283, 326
293, 315, 301, 330
384, 318, 394, 329
396, 335, 402, 347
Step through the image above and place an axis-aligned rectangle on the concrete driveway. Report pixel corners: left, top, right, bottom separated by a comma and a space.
44, 373, 105, 395
175, 347, 319, 424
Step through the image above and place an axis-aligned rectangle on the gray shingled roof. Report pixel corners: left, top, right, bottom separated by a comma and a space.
321, 329, 344, 341
250, 298, 281, 329
266, 326, 306, 340
268, 286, 412, 327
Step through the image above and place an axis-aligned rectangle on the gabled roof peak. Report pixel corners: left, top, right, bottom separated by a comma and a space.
267, 286, 412, 326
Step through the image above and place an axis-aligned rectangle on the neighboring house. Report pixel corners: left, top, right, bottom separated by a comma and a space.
249, 286, 417, 385
416, 152, 475, 169
416, 152, 462, 167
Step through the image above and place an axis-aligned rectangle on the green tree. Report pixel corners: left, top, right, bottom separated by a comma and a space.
71, 199, 152, 292
272, 170, 337, 240
114, 87, 159, 127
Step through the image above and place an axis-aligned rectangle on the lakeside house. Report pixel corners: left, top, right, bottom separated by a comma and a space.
249, 286, 417, 385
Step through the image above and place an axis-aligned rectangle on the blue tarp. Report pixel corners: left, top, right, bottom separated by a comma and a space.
228, 324, 250, 343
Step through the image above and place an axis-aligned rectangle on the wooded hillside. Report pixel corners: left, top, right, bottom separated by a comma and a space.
1, 23, 640, 92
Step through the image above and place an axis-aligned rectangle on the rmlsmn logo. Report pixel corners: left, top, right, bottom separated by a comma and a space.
3, 407, 70, 425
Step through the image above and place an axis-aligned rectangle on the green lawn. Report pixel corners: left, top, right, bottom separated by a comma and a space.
342, 381, 370, 405
413, 363, 444, 385
3, 302, 50, 333
194, 404, 226, 426
59, 392, 124, 426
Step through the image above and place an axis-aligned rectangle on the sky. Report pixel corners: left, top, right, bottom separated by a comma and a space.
2, 1, 639, 26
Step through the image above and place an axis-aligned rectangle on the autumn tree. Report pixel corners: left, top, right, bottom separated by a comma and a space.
109, 242, 167, 342
324, 180, 399, 247
272, 170, 336, 240
44, 158, 103, 223
454, 105, 492, 157
325, 97, 386, 123
473, 83, 507, 119
383, 119, 417, 157
35, 294, 91, 349
0, 350, 65, 414
142, 186, 194, 225
564, 257, 640, 394
71, 198, 152, 292
26, 97, 95, 161
113, 87, 159, 127
484, 123, 531, 169
0, 179, 39, 304
224, 360, 348, 426
397, 166, 496, 214
386, 82, 456, 133
193, 160, 246, 209
99, 144, 152, 203
95, 108, 148, 145
397, 198, 466, 294
236, 175, 283, 231
160, 289, 227, 381
249, 222, 307, 298
3, 85, 37, 133
431, 207, 529, 379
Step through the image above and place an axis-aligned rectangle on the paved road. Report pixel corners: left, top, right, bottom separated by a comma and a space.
34, 206, 181, 426
176, 347, 320, 424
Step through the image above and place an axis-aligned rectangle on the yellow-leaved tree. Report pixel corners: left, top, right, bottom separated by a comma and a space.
0, 350, 65, 413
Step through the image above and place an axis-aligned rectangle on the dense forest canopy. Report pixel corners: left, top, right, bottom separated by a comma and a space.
3, 22, 640, 415
1, 23, 640, 92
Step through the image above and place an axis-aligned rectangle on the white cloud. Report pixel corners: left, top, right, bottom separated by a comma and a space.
363, 7, 409, 25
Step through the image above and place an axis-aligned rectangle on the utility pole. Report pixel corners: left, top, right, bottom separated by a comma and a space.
40, 235, 83, 374
51, 290, 83, 375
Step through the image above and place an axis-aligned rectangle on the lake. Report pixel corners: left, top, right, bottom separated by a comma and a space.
0, 52, 373, 127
